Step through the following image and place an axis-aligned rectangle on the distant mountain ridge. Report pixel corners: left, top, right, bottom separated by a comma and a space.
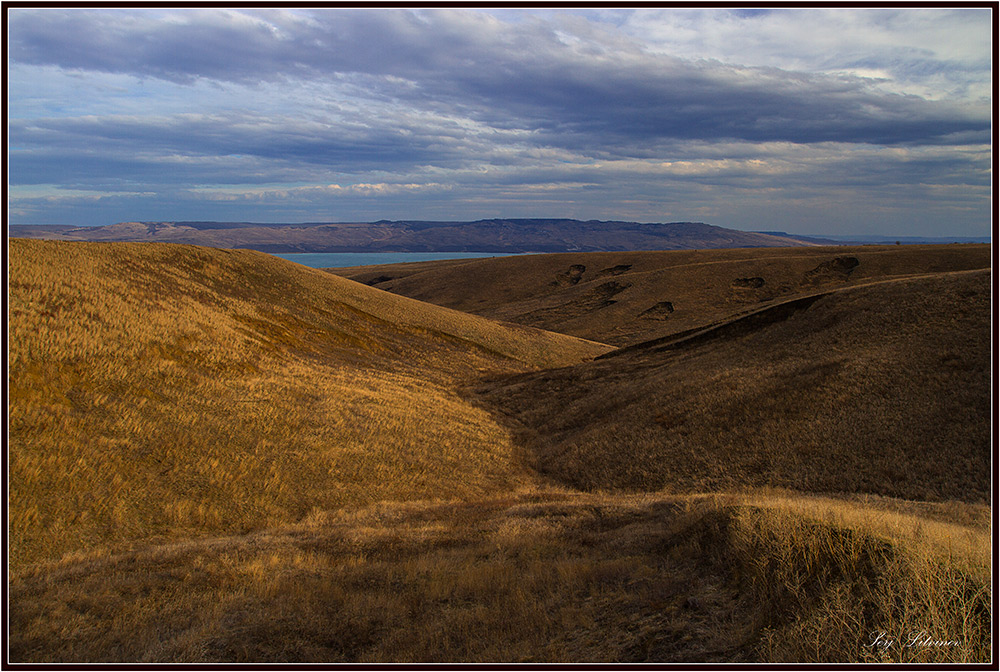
8, 219, 835, 252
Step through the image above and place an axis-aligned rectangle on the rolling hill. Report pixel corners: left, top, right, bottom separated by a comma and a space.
7, 239, 992, 663
473, 269, 991, 502
8, 239, 609, 568
330, 244, 992, 346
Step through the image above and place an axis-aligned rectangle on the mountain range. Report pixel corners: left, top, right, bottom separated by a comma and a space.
7, 219, 835, 252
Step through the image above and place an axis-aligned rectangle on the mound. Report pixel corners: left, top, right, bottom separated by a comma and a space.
473, 270, 991, 503
638, 301, 675, 321
8, 240, 610, 567
330, 244, 991, 346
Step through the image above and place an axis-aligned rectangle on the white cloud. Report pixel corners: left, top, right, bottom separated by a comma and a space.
621, 8, 991, 101
186, 181, 451, 201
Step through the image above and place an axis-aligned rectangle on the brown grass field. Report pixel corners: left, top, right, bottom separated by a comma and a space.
474, 270, 991, 501
6, 239, 993, 663
330, 244, 991, 346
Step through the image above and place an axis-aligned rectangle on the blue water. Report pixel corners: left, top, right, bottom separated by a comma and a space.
271, 251, 529, 269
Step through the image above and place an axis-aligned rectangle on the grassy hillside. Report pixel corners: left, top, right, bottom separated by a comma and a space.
474, 270, 991, 503
7, 240, 991, 663
331, 244, 991, 346
8, 239, 609, 567
10, 490, 989, 663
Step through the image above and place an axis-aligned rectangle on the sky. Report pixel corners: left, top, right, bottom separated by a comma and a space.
6, 7, 994, 237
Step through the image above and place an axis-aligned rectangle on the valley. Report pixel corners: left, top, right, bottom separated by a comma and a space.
6, 238, 992, 663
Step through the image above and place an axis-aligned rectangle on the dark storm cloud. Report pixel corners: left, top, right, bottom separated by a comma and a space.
7, 110, 499, 186
8, 8, 988, 147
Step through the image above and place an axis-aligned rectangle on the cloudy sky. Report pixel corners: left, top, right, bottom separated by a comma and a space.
7, 7, 993, 236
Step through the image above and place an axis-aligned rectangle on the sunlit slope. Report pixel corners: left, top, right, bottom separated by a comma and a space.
8, 240, 610, 567
331, 244, 990, 346
475, 270, 991, 502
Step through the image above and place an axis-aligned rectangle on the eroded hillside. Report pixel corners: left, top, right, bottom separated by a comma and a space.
10, 491, 989, 663
331, 244, 991, 346
473, 270, 991, 502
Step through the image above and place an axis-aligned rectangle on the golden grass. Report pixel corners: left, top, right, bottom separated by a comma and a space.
7, 240, 991, 663
9, 490, 990, 663
743, 490, 990, 577
8, 239, 608, 567
727, 493, 991, 663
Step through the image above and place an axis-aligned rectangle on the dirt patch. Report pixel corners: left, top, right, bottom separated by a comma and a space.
804, 257, 859, 284
731, 277, 765, 289
597, 264, 633, 278
639, 302, 675, 321
522, 281, 632, 325
574, 281, 632, 311
552, 264, 587, 287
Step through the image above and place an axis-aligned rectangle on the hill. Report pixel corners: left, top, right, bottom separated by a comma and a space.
331, 244, 991, 346
7, 240, 991, 664
472, 270, 991, 503
8, 239, 609, 567
8, 219, 831, 253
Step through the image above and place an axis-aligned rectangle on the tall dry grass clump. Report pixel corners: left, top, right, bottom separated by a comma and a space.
725, 494, 991, 663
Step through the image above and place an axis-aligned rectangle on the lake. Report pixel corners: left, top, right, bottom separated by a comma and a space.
271, 251, 530, 269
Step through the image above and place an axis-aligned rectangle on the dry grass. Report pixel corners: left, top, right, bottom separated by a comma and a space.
727, 492, 991, 663
9, 490, 990, 663
475, 270, 991, 503
6, 239, 991, 663
331, 244, 991, 346
8, 239, 608, 568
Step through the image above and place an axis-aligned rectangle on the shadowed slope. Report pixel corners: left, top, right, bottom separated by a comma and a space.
473, 270, 991, 503
10, 490, 989, 663
330, 244, 990, 346
8, 240, 610, 567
